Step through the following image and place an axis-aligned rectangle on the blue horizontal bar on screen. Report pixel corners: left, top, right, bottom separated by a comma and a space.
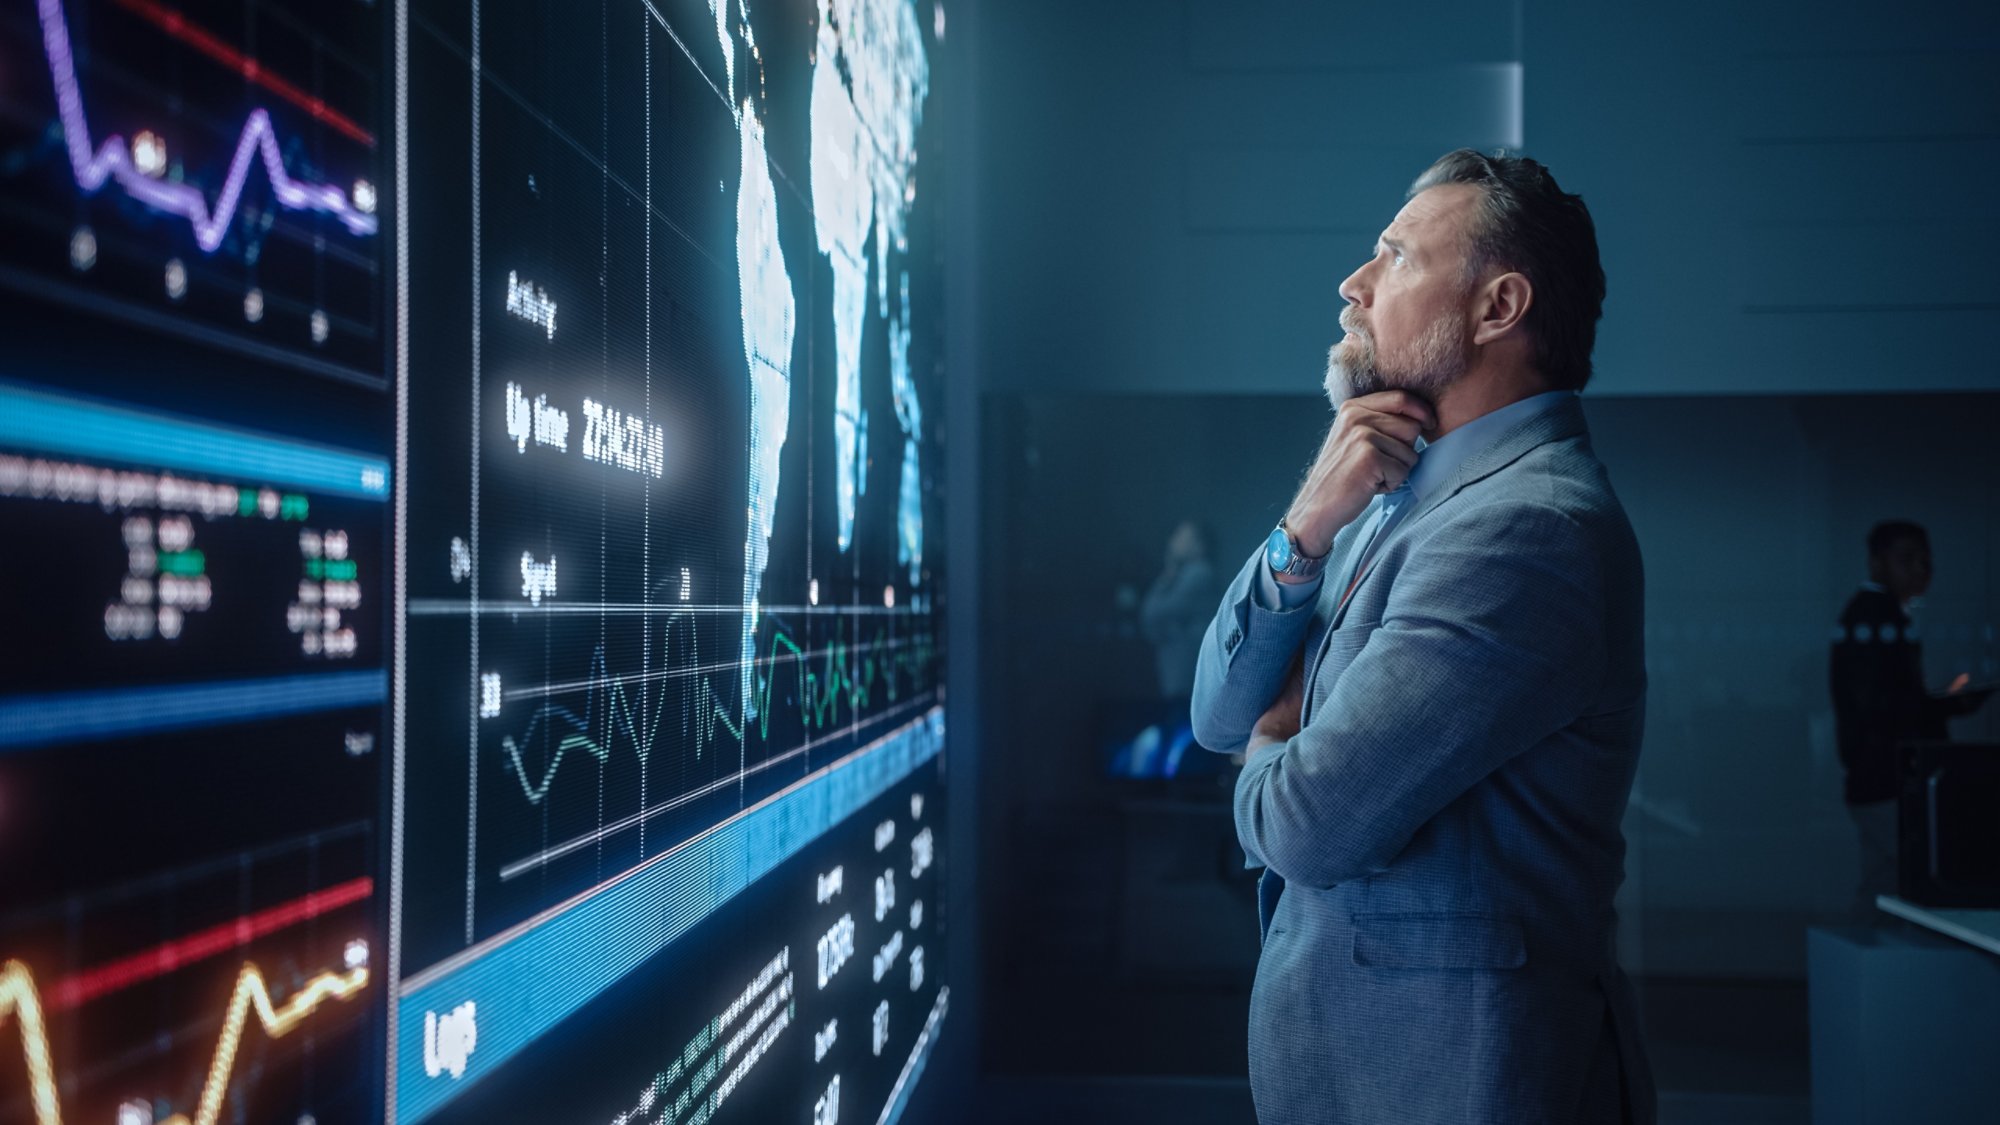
0, 382, 390, 499
0, 669, 388, 751
393, 706, 947, 1125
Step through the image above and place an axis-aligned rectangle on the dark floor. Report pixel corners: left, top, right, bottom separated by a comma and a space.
973, 977, 1814, 1124
1643, 976, 1810, 1123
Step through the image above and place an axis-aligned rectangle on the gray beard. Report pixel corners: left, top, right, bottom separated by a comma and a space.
1324, 311, 1469, 410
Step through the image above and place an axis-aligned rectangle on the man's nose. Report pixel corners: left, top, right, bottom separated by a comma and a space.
1337, 262, 1370, 308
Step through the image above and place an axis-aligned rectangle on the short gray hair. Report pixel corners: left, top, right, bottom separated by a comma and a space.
1409, 149, 1605, 391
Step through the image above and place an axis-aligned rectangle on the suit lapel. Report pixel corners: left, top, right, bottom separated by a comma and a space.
1318, 395, 1592, 635
1401, 395, 1589, 529
1317, 511, 1371, 607
1297, 506, 1376, 710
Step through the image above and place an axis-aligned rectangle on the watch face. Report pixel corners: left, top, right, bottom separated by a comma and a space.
1266, 526, 1292, 570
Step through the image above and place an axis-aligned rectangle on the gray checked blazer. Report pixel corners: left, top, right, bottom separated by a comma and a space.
1191, 395, 1654, 1125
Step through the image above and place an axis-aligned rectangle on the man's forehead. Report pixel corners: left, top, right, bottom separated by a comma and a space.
1384, 183, 1477, 246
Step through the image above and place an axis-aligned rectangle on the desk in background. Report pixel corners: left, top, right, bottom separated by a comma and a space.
1806, 903, 2000, 1124
1874, 894, 2000, 956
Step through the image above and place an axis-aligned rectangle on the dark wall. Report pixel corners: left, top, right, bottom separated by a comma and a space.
1529, 0, 2000, 396
976, 1, 1519, 397
976, 394, 1334, 1076
975, 0, 2000, 398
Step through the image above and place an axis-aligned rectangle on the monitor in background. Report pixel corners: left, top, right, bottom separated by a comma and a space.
1898, 742, 2000, 908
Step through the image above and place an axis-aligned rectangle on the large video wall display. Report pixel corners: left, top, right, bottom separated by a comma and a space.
0, 2, 950, 1123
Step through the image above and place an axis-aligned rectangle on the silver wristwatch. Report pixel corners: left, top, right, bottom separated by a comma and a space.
1264, 519, 1330, 580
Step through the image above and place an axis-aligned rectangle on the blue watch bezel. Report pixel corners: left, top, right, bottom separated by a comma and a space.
1266, 520, 1329, 579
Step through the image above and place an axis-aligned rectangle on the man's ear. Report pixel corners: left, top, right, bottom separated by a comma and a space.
1472, 272, 1532, 346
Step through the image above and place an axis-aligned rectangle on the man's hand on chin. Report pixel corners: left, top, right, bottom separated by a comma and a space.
1249, 659, 1306, 755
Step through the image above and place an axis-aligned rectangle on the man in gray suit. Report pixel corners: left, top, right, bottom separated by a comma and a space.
1192, 150, 1652, 1123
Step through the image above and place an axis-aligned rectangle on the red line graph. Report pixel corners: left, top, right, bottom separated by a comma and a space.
43, 876, 372, 1013
111, 0, 377, 148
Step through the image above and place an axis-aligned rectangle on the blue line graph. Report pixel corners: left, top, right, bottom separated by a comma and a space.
497, 613, 727, 807
36, 0, 379, 254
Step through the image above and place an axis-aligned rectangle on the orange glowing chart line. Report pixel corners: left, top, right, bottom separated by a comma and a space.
44, 875, 372, 1013
3, 958, 369, 1125
110, 0, 378, 148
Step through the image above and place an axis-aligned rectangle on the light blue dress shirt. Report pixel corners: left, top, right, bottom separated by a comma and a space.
1256, 390, 1579, 611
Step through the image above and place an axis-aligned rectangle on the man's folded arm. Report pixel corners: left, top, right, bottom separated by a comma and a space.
1190, 543, 1318, 754
1234, 503, 1608, 886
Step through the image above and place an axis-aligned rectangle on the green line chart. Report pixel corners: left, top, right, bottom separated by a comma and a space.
497, 612, 937, 808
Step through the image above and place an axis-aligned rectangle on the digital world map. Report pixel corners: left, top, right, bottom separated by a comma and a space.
733, 0, 930, 722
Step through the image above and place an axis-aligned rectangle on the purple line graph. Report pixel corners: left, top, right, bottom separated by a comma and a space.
36, 0, 378, 254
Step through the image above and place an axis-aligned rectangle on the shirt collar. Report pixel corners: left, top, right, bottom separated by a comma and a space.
1406, 389, 1577, 501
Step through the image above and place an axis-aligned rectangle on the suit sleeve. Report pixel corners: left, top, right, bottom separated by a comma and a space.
1190, 542, 1318, 754
1234, 502, 1608, 886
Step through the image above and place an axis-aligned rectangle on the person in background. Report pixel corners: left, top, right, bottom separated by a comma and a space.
1140, 520, 1216, 699
1830, 520, 1990, 917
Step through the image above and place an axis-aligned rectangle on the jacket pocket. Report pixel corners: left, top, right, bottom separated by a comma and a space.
1349, 913, 1528, 970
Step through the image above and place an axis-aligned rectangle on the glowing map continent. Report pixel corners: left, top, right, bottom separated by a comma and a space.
810, 0, 929, 567
726, 5, 798, 723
